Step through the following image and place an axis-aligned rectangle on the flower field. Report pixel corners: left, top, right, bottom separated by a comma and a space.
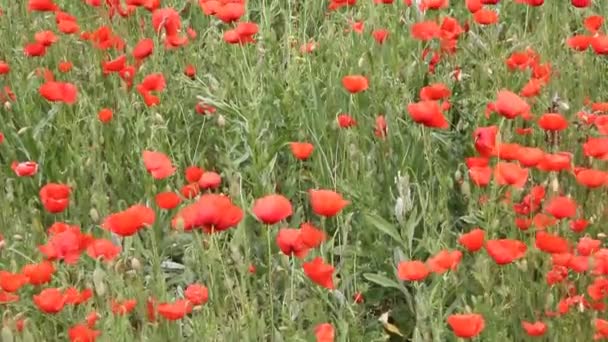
1, 0, 608, 341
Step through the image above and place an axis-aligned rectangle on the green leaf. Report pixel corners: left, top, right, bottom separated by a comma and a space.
364, 213, 404, 246
363, 273, 402, 290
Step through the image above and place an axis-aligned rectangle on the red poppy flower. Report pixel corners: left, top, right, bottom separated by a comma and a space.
420, 83, 451, 101
303, 257, 335, 289
111, 299, 137, 315
473, 9, 498, 25
185, 166, 204, 183
300, 222, 326, 248
407, 100, 449, 129
33, 288, 67, 314
468, 165, 492, 187
133, 38, 154, 60
0, 291, 19, 304
411, 21, 441, 41
535, 231, 570, 254
485, 239, 527, 265
198, 171, 222, 190
0, 271, 28, 292
11, 161, 38, 177
39, 81, 78, 104
38, 224, 93, 264
157, 299, 193, 320
172, 194, 243, 232
545, 196, 577, 219
86, 238, 121, 261
39, 183, 71, 213
102, 205, 155, 237
494, 90, 530, 119
68, 324, 100, 342
290, 142, 314, 160
21, 261, 55, 285
427, 250, 462, 274
309, 189, 349, 217
447, 313, 485, 338
372, 29, 389, 44
314, 323, 335, 342
184, 283, 208, 305
538, 113, 568, 131
341, 75, 369, 94
155, 191, 181, 210
574, 168, 606, 188
142, 150, 176, 179
337, 114, 357, 128
252, 194, 293, 224
459, 228, 485, 252
180, 183, 200, 199
398, 260, 429, 281
28, 0, 59, 11
64, 287, 92, 305
516, 147, 544, 168
494, 162, 529, 188
276, 228, 309, 258
97, 108, 113, 123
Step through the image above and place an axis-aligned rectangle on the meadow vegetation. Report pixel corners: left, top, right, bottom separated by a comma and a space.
1, 0, 608, 341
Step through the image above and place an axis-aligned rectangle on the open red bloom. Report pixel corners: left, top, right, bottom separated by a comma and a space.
398, 260, 429, 281
157, 299, 193, 320
39, 183, 71, 213
198, 171, 222, 190
447, 314, 485, 338
485, 239, 527, 265
290, 142, 314, 160
39, 81, 78, 104
111, 299, 137, 315
21, 261, 55, 285
252, 194, 293, 224
341, 75, 368, 93
303, 257, 335, 289
300, 222, 326, 248
407, 100, 449, 129
0, 271, 28, 292
535, 231, 570, 254
33, 288, 67, 314
38, 224, 93, 264
12, 161, 38, 177
545, 196, 577, 219
494, 90, 530, 119
142, 150, 176, 179
427, 250, 462, 274
68, 324, 100, 342
314, 323, 335, 342
172, 194, 243, 232
155, 191, 181, 210
184, 283, 208, 305
459, 228, 485, 252
309, 189, 349, 217
102, 205, 155, 237
276, 228, 309, 258
86, 238, 121, 261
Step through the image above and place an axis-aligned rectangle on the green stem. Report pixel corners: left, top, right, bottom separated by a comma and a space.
266, 227, 275, 334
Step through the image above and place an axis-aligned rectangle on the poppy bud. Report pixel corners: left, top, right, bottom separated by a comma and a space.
130, 257, 142, 272
89, 208, 99, 222
217, 114, 226, 127
394, 197, 405, 224
1, 327, 13, 342
460, 180, 471, 197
